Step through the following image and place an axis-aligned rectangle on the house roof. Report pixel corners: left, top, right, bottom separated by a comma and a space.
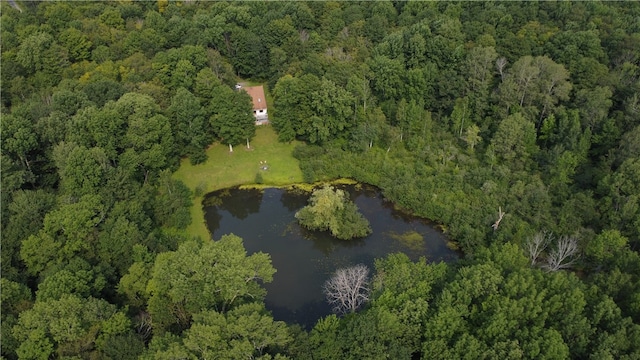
243, 85, 267, 111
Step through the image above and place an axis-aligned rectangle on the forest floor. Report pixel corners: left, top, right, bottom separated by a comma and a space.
173, 126, 304, 240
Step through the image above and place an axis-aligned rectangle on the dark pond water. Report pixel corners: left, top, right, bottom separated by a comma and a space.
203, 183, 459, 329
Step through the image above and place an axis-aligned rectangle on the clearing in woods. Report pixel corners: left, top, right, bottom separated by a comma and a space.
173, 126, 304, 240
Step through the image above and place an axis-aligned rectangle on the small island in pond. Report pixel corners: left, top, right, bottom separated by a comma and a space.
295, 185, 372, 240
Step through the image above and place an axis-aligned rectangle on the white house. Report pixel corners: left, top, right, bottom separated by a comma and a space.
240, 85, 269, 125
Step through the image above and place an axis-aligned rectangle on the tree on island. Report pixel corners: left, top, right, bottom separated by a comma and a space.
295, 185, 372, 240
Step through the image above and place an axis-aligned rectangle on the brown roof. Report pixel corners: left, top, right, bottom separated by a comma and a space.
243, 85, 267, 111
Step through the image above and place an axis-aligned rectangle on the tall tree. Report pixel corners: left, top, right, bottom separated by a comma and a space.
599, 158, 640, 243
15, 32, 54, 74
1, 278, 33, 359
346, 69, 373, 119
488, 113, 538, 170
450, 97, 471, 137
52, 142, 111, 198
209, 85, 255, 152
496, 55, 571, 123
272, 74, 317, 142
167, 87, 209, 163
121, 112, 174, 182
574, 86, 613, 131
464, 46, 498, 125
146, 235, 275, 331
58, 28, 92, 62
35, 265, 105, 302
353, 106, 386, 150
181, 304, 291, 359
306, 78, 355, 145
462, 124, 482, 152
12, 295, 129, 360
20, 194, 105, 276
152, 170, 192, 229
295, 185, 371, 240
323, 264, 371, 314
368, 55, 404, 101
2, 189, 57, 281
1, 113, 38, 177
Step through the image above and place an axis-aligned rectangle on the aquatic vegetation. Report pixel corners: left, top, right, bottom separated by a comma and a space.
387, 230, 425, 251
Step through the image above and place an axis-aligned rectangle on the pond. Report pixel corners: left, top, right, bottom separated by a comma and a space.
203, 183, 460, 329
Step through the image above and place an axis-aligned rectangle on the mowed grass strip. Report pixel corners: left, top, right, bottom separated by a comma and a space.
173, 126, 304, 240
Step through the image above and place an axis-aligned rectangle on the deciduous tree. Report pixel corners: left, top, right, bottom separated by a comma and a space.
1, 113, 38, 173
16, 32, 54, 74
488, 112, 538, 170
20, 194, 105, 276
52, 142, 110, 197
296, 185, 371, 240
496, 55, 571, 122
209, 85, 255, 152
12, 295, 128, 360
524, 231, 552, 266
58, 28, 92, 62
306, 78, 355, 144
146, 235, 275, 331
324, 264, 371, 314
167, 87, 209, 163
543, 235, 579, 272
1, 189, 56, 281
183, 303, 291, 359
462, 124, 482, 152
120, 112, 174, 182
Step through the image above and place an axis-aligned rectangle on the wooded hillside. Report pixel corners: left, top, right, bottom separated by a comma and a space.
1, 1, 639, 358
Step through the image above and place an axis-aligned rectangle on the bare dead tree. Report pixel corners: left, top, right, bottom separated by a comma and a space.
323, 264, 371, 315
492, 207, 505, 231
543, 235, 579, 272
524, 231, 552, 265
496, 57, 508, 82
135, 311, 153, 342
299, 29, 309, 43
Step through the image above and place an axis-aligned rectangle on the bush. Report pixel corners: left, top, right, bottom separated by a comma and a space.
255, 172, 264, 184
189, 147, 207, 165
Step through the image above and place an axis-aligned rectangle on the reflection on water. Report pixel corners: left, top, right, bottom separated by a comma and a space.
203, 183, 459, 329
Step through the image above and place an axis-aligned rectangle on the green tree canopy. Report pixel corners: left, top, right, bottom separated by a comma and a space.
12, 295, 128, 360
167, 87, 209, 163
146, 234, 275, 331
296, 185, 371, 240
209, 85, 256, 152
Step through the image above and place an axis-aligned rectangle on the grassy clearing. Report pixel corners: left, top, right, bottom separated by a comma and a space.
173, 126, 304, 240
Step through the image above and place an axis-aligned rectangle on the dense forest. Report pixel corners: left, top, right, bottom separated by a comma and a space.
1, 1, 640, 358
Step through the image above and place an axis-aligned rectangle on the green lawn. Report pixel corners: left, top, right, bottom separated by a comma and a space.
173, 126, 304, 240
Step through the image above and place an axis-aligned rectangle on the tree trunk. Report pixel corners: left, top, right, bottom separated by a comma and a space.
229, 143, 233, 152
544, 235, 579, 271
492, 206, 505, 231
458, 103, 467, 138
20, 154, 32, 173
323, 264, 370, 315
